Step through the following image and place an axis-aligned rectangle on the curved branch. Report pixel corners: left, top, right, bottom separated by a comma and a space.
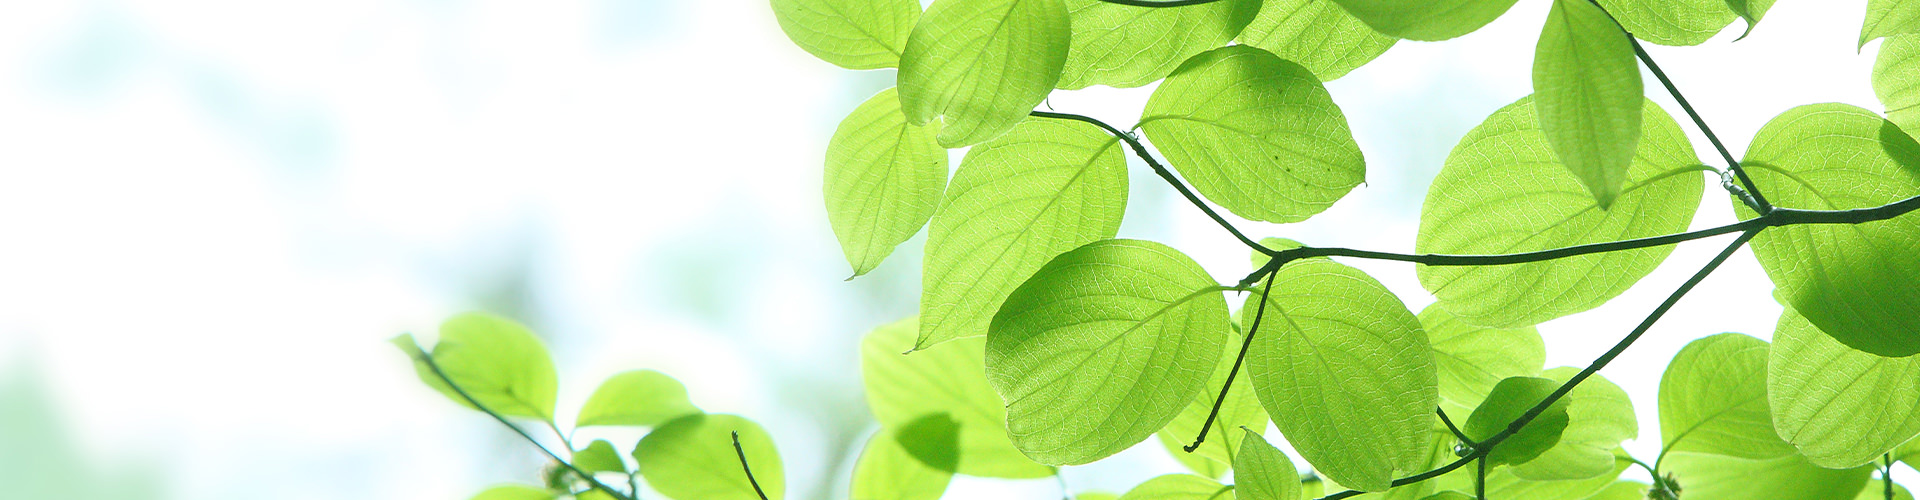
1087, 0, 1227, 6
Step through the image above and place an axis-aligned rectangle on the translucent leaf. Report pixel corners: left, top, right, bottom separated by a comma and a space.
1596, 0, 1735, 46
1421, 307, 1544, 417
1736, 103, 1920, 357
861, 316, 1054, 478
851, 415, 957, 500
1582, 481, 1650, 500
575, 490, 618, 500
1724, 0, 1776, 38
1463, 376, 1570, 466
634, 414, 784, 500
393, 313, 559, 421
770, 0, 919, 69
987, 239, 1229, 465
1417, 96, 1703, 329
576, 370, 701, 428
917, 116, 1128, 350
573, 440, 627, 474
1234, 430, 1301, 500
1769, 307, 1920, 469
1855, 480, 1915, 500
1433, 452, 1628, 500
1139, 45, 1365, 224
1657, 333, 1793, 460
825, 87, 948, 278
1534, 0, 1645, 208
1244, 258, 1436, 491
1155, 327, 1269, 478
1660, 452, 1870, 500
899, 0, 1070, 147
1862, 0, 1920, 47
1116, 474, 1232, 500
1420, 493, 1472, 500
1324, 0, 1520, 40
1235, 0, 1396, 81
1077, 493, 1119, 500
1877, 35, 1920, 135
1056, 0, 1260, 89
470, 485, 556, 500
1510, 368, 1636, 481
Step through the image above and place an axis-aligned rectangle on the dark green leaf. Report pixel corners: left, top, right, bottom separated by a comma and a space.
1535, 0, 1645, 208
825, 87, 948, 278
1057, 0, 1260, 89
1464, 376, 1570, 466
576, 370, 701, 428
1510, 368, 1635, 480
770, 0, 919, 69
1236, 0, 1397, 81
634, 414, 783, 500
900, 0, 1071, 147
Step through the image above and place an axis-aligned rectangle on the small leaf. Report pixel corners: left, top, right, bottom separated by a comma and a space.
1325, 0, 1521, 41
1661, 452, 1871, 500
1234, 430, 1301, 500
1509, 368, 1636, 481
770, 0, 919, 69
394, 313, 559, 421
573, 440, 627, 474
1115, 474, 1231, 500
1535, 0, 1645, 208
1877, 35, 1920, 135
899, 0, 1070, 147
1056, 0, 1261, 89
1435, 451, 1629, 500
917, 116, 1128, 350
1856, 479, 1916, 500
634, 414, 784, 500
469, 485, 555, 500
1736, 103, 1920, 357
1862, 0, 1920, 48
1422, 307, 1544, 417
851, 415, 957, 500
1724, 0, 1776, 38
1155, 327, 1269, 478
862, 316, 1054, 478
824, 87, 947, 278
988, 239, 1229, 465
576, 370, 701, 428
1596, 0, 1735, 46
1140, 45, 1366, 224
1236, 0, 1397, 81
1464, 376, 1570, 466
1657, 333, 1792, 460
1770, 307, 1920, 469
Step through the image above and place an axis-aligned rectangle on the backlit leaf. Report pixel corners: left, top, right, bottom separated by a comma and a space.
1770, 307, 1920, 468
1510, 368, 1636, 480
1658, 333, 1792, 460
851, 415, 957, 500
1661, 452, 1871, 500
1463, 376, 1570, 466
1156, 327, 1269, 478
1057, 0, 1260, 89
771, 0, 919, 69
1421, 307, 1544, 417
576, 370, 701, 428
1234, 430, 1300, 500
1325, 0, 1521, 41
634, 414, 784, 500
1877, 35, 1920, 134
1856, 480, 1915, 500
470, 485, 555, 500
825, 87, 948, 278
1236, 0, 1397, 81
900, 0, 1070, 147
1862, 0, 1920, 47
1596, 0, 1735, 46
1117, 474, 1233, 500
573, 440, 627, 474
1535, 0, 1645, 208
862, 316, 1054, 478
393, 313, 559, 421
1724, 0, 1775, 38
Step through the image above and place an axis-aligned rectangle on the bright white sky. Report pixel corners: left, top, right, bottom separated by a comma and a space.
0, 0, 1906, 499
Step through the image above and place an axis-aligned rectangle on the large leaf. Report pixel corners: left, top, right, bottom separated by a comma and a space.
1596, 0, 1735, 46
469, 485, 555, 500
1056, 0, 1260, 89
987, 239, 1229, 465
576, 370, 701, 428
1244, 258, 1436, 491
1857, 480, 1916, 500
1878, 35, 1920, 134
899, 0, 1070, 147
1155, 326, 1269, 478
1324, 0, 1521, 41
1236, 0, 1397, 81
1661, 452, 1871, 500
1770, 307, 1920, 468
770, 0, 919, 69
861, 316, 1054, 478
1421, 307, 1544, 417
917, 116, 1128, 350
851, 415, 957, 500
1736, 103, 1920, 357
1584, 482, 1650, 500
1724, 0, 1776, 37
1234, 430, 1301, 500
1510, 368, 1636, 481
1416, 96, 1703, 329
1657, 333, 1793, 460
825, 87, 948, 278
1463, 376, 1570, 466
1434, 451, 1629, 500
392, 313, 558, 421
1862, 0, 1920, 47
635, 414, 784, 500
1535, 0, 1645, 208
1139, 45, 1366, 224
1117, 474, 1233, 500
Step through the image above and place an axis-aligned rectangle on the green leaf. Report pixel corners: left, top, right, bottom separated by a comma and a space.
1434, 452, 1627, 500
987, 239, 1229, 465
1769, 307, 1920, 469
576, 490, 619, 500
1862, 0, 1920, 47
1660, 452, 1871, 500
861, 316, 1054, 478
1116, 474, 1233, 500
1657, 333, 1793, 460
1582, 481, 1650, 500
1595, 0, 1735, 46
1078, 493, 1120, 500
1244, 258, 1436, 491
1234, 430, 1301, 500
1056, 0, 1260, 89
1464, 376, 1570, 466
1877, 35, 1920, 135
1856, 480, 1915, 500
770, 0, 919, 69
1155, 327, 1269, 478
917, 116, 1128, 350
1417, 96, 1704, 329
1324, 0, 1521, 40
1736, 103, 1920, 357
1510, 368, 1636, 481
573, 440, 627, 474
393, 313, 559, 421
470, 485, 556, 500
899, 0, 1070, 147
576, 370, 701, 428
1724, 0, 1776, 38
1534, 0, 1645, 208
825, 87, 948, 278
634, 414, 783, 500
1236, 0, 1397, 81
1139, 45, 1366, 224
851, 415, 957, 500
1420, 493, 1472, 500
1422, 307, 1544, 417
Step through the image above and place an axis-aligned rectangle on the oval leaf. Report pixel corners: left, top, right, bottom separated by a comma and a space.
470, 485, 555, 500
1140, 45, 1366, 224
771, 0, 919, 69
1661, 452, 1871, 500
574, 439, 628, 474
1117, 474, 1231, 500
1770, 307, 1920, 468
1725, 0, 1776, 38
1862, 0, 1920, 47
1510, 368, 1636, 481
1877, 35, 1920, 135
851, 415, 957, 500
1155, 326, 1269, 478
1658, 333, 1792, 460
1596, 0, 1735, 46
1235, 430, 1301, 500
1535, 0, 1645, 208
1464, 376, 1570, 466
862, 316, 1054, 478
394, 313, 559, 421
1326, 0, 1521, 40
634, 414, 784, 500
899, 0, 1070, 147
576, 370, 701, 428
1237, 0, 1398, 81
1057, 0, 1261, 89
825, 87, 948, 278
1422, 306, 1545, 417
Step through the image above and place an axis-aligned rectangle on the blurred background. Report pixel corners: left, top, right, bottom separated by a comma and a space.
0, 0, 1908, 498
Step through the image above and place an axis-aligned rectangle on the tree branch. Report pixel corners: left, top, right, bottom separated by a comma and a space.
1184, 274, 1276, 452
1437, 407, 1472, 446
732, 431, 771, 500
1086, 0, 1227, 6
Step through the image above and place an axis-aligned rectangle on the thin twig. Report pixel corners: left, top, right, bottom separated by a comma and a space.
1437, 408, 1472, 446
732, 431, 771, 500
1625, 36, 1771, 214
1086, 0, 1227, 6
1185, 274, 1277, 452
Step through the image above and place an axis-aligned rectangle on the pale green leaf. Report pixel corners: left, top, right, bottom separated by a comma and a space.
862, 316, 1054, 478
1234, 430, 1301, 500
1724, 0, 1776, 38
1661, 452, 1871, 500
1325, 0, 1521, 40
1857, 480, 1916, 500
1117, 474, 1233, 500
1340, 428, 1459, 500
1244, 258, 1436, 491
770, 0, 919, 69
1078, 493, 1120, 500
576, 370, 700, 428
825, 87, 948, 278
573, 440, 627, 474
899, 0, 1070, 147
1877, 35, 1920, 135
851, 415, 957, 500
1657, 333, 1792, 460
1417, 96, 1703, 329
1434, 453, 1628, 500
1863, 0, 1920, 47
1236, 0, 1397, 81
1057, 0, 1260, 89
1770, 307, 1920, 469
1140, 45, 1366, 224
1419, 493, 1471, 500
1736, 103, 1920, 357
1582, 481, 1649, 500
1535, 0, 1645, 208
988, 239, 1229, 465
1421, 307, 1544, 417
470, 485, 555, 500
1156, 327, 1269, 478
917, 116, 1127, 350
1511, 368, 1636, 481
1596, 0, 1735, 46
394, 313, 559, 421
1464, 376, 1570, 466
634, 414, 783, 500
576, 490, 618, 500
